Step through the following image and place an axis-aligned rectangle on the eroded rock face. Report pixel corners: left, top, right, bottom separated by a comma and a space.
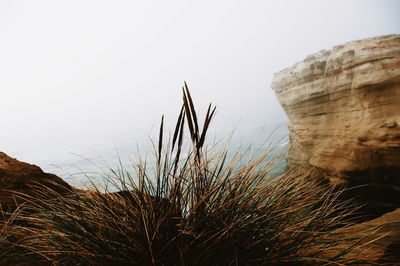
0, 152, 72, 212
272, 35, 400, 213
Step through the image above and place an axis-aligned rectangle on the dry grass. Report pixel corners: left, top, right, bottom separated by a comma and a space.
1, 85, 375, 265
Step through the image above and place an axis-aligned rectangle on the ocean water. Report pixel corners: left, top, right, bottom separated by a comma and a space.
41, 125, 289, 190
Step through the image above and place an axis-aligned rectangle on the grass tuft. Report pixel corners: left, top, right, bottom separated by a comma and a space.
1, 85, 374, 265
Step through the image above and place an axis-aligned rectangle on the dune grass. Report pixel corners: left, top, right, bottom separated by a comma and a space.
1, 84, 373, 265
0, 210, 12, 263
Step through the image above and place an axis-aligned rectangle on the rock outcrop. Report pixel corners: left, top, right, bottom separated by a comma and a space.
320, 208, 400, 263
272, 34, 400, 215
0, 152, 73, 213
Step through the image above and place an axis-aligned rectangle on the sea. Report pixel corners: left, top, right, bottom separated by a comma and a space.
40, 125, 289, 190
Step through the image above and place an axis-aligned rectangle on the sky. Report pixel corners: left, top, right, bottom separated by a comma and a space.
0, 0, 399, 170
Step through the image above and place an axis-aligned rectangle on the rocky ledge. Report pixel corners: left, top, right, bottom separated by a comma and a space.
0, 152, 73, 212
272, 34, 400, 215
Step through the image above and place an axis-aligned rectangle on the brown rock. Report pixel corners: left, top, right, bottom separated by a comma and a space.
0, 152, 72, 213
322, 208, 400, 263
272, 34, 400, 215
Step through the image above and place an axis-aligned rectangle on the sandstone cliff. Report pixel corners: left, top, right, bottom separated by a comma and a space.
272, 34, 400, 214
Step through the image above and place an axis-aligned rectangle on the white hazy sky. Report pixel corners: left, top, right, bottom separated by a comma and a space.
1, 0, 399, 167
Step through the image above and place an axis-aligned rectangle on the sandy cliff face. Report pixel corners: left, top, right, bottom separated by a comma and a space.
272, 35, 400, 212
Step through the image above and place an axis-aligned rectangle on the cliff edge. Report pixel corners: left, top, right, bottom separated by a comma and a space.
272, 34, 400, 214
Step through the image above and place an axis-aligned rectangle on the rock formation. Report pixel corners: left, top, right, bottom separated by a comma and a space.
272, 34, 400, 215
319, 208, 400, 263
0, 152, 73, 213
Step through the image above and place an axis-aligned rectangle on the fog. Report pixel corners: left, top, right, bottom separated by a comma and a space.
1, 0, 399, 172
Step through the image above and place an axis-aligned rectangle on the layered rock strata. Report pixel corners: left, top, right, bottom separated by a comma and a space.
272, 35, 400, 214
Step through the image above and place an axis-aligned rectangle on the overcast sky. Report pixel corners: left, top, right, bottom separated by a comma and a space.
1, 0, 399, 167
